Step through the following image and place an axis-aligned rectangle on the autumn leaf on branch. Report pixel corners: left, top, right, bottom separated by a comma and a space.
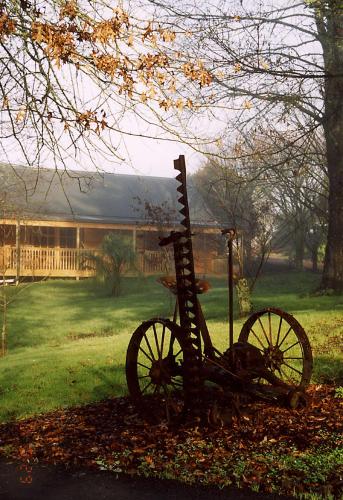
0, 0, 214, 173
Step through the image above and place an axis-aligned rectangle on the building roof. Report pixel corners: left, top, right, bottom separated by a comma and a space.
0, 163, 218, 228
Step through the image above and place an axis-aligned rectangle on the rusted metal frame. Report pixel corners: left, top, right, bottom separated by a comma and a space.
221, 228, 236, 350
228, 237, 234, 349
155, 155, 206, 410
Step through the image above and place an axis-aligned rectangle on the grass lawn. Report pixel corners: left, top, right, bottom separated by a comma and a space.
0, 271, 342, 423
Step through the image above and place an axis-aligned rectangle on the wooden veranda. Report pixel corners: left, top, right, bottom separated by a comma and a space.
0, 246, 176, 278
0, 220, 225, 279
0, 165, 226, 279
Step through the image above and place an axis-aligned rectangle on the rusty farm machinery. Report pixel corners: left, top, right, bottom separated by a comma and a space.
126, 155, 313, 422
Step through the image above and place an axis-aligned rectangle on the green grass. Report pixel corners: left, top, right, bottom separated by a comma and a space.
0, 271, 342, 422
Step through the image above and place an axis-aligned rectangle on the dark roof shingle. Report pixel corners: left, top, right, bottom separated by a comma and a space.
0, 164, 217, 227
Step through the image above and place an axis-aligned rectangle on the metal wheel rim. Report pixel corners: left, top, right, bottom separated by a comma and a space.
126, 318, 187, 402
238, 307, 313, 389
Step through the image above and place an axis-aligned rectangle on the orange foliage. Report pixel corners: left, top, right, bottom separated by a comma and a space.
0, 12, 16, 40
0, 2, 214, 142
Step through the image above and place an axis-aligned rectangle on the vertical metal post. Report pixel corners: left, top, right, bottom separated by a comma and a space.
15, 218, 20, 285
228, 238, 234, 349
76, 226, 80, 280
76, 226, 80, 249
222, 228, 236, 349
203, 230, 207, 276
240, 232, 244, 278
132, 225, 137, 253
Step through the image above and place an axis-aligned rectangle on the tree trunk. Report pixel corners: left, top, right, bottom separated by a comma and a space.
235, 278, 252, 317
243, 235, 253, 275
321, 144, 343, 290
311, 248, 318, 273
294, 226, 305, 272
319, 5, 343, 292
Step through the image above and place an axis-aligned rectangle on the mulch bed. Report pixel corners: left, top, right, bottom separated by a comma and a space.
0, 385, 342, 496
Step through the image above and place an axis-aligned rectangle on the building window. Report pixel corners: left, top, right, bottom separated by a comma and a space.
33, 227, 55, 247
60, 228, 76, 248
0, 225, 16, 245
20, 226, 55, 247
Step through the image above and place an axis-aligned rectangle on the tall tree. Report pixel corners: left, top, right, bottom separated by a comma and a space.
147, 0, 343, 291
192, 158, 271, 274
192, 156, 274, 316
241, 128, 328, 271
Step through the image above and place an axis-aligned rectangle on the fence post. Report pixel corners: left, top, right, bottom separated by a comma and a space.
76, 227, 80, 280
15, 218, 21, 284
132, 225, 137, 253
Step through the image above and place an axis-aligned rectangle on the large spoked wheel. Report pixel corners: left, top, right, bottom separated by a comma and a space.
239, 308, 313, 389
126, 318, 190, 418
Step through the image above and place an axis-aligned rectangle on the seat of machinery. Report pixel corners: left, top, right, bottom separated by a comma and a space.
158, 275, 211, 294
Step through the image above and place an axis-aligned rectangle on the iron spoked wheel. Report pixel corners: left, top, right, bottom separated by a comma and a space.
126, 318, 190, 419
238, 308, 313, 389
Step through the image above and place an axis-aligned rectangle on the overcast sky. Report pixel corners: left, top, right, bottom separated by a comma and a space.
110, 135, 204, 177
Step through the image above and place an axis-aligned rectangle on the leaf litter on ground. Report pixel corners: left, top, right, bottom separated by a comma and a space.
0, 384, 342, 497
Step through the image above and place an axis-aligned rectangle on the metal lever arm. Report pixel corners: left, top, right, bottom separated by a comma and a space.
158, 231, 184, 247
221, 227, 236, 241
221, 227, 237, 349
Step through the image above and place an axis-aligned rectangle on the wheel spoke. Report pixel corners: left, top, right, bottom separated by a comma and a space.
143, 333, 156, 361
160, 324, 166, 358
139, 346, 154, 362
153, 323, 162, 360
278, 326, 293, 349
282, 340, 300, 354
238, 310, 311, 390
276, 316, 283, 346
258, 317, 271, 346
283, 362, 303, 376
268, 311, 272, 344
153, 384, 161, 395
171, 378, 183, 388
173, 348, 182, 359
162, 383, 172, 403
137, 361, 150, 370
279, 366, 290, 381
250, 328, 266, 349
141, 381, 154, 394
168, 333, 177, 357
127, 318, 190, 418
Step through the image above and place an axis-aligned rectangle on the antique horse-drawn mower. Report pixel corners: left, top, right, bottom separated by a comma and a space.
126, 156, 313, 422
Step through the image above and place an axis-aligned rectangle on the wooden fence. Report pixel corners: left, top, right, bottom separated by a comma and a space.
0, 246, 95, 278
0, 246, 176, 278
0, 246, 225, 278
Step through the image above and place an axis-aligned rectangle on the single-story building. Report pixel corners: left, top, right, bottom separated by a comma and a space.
0, 163, 227, 279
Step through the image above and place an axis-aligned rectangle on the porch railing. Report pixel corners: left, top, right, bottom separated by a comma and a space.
0, 245, 223, 278
0, 246, 175, 278
137, 249, 174, 275
0, 246, 95, 278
